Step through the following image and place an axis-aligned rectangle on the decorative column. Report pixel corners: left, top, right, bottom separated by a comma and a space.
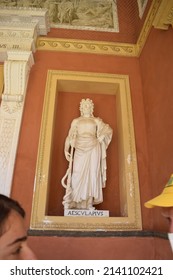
0, 51, 34, 196
0, 7, 50, 196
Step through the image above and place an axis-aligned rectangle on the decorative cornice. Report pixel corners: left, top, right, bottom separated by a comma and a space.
136, 0, 162, 56
36, 0, 162, 57
0, 1, 171, 58
37, 38, 137, 57
0, 7, 50, 35
0, 7, 50, 62
0, 28, 36, 62
153, 0, 173, 29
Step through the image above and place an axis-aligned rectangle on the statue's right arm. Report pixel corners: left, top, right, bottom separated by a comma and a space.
64, 137, 71, 161
64, 119, 78, 161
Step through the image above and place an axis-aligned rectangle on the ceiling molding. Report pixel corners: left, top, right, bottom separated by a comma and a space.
136, 0, 162, 56
36, 0, 162, 57
0, 1, 169, 58
36, 38, 137, 57
153, 0, 173, 30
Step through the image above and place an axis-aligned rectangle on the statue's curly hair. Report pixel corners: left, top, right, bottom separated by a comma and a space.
79, 98, 94, 116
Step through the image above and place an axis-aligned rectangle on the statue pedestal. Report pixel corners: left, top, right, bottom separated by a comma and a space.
64, 209, 109, 217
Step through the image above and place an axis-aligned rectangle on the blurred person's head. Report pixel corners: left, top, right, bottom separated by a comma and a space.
0, 194, 36, 260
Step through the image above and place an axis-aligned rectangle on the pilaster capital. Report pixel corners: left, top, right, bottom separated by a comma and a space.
153, 0, 173, 30
0, 6, 50, 35
0, 7, 50, 62
7, 50, 34, 66
2, 51, 34, 102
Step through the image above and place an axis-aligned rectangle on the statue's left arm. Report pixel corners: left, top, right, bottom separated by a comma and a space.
96, 117, 113, 148
96, 118, 113, 187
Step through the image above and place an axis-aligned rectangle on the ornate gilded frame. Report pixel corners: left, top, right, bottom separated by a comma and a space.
30, 70, 142, 231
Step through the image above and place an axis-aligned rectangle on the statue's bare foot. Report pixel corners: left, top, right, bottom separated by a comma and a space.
88, 205, 95, 210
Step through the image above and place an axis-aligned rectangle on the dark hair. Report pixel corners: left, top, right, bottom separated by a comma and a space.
0, 194, 25, 235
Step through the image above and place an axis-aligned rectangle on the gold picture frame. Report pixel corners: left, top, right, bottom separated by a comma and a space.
30, 70, 142, 231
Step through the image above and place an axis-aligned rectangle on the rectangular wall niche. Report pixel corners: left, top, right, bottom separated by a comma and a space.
30, 70, 142, 231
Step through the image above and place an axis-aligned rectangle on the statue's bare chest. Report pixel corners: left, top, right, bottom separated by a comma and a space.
77, 118, 97, 135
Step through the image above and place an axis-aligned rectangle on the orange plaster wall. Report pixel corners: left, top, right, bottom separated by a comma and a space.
27, 235, 172, 260
10, 49, 159, 259
139, 26, 173, 232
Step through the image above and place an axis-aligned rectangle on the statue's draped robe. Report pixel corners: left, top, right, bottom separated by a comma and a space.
62, 117, 112, 209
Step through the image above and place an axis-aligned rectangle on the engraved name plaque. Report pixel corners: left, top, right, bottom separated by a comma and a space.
64, 209, 109, 217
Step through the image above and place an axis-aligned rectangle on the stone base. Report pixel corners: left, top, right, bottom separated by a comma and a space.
64, 209, 109, 217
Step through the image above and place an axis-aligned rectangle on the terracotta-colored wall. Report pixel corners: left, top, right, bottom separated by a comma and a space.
10, 45, 172, 259
27, 235, 172, 260
139, 26, 173, 232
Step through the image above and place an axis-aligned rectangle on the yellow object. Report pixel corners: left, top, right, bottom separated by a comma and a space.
145, 174, 173, 208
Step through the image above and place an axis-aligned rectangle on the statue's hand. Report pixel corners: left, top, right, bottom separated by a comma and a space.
70, 139, 76, 148
65, 151, 71, 161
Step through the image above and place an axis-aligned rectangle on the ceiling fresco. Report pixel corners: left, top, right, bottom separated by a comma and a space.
0, 0, 152, 44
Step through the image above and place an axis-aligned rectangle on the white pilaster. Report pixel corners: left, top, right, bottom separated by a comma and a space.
0, 7, 50, 196
0, 51, 34, 196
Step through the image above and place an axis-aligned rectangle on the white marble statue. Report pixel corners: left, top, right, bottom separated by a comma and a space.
61, 98, 113, 210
